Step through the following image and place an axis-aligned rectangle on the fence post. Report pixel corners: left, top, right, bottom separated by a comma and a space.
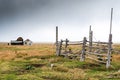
89, 25, 93, 52
106, 34, 112, 68
58, 40, 63, 56
80, 37, 87, 61
106, 8, 113, 68
65, 38, 69, 52
56, 26, 59, 55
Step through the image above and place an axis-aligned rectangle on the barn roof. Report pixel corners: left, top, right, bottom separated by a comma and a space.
17, 37, 23, 41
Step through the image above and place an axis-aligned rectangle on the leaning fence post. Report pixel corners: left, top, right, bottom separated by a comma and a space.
80, 37, 87, 61
106, 8, 113, 69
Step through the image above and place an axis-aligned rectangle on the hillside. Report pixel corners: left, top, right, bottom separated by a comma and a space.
0, 43, 120, 80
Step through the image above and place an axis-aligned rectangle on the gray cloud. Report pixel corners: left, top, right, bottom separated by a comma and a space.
0, 0, 50, 19
0, 0, 120, 42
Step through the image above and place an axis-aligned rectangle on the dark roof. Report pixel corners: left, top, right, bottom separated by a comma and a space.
25, 39, 30, 41
17, 37, 23, 41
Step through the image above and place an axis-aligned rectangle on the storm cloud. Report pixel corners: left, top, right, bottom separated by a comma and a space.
0, 0, 120, 42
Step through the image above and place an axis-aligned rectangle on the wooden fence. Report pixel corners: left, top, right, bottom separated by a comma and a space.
55, 8, 113, 69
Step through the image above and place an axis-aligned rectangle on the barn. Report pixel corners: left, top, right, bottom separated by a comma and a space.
10, 37, 24, 45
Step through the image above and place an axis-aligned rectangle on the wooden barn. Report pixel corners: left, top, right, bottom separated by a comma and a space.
10, 37, 24, 45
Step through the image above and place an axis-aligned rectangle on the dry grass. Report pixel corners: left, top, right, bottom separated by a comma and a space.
0, 43, 55, 60
112, 54, 120, 62
0, 43, 120, 80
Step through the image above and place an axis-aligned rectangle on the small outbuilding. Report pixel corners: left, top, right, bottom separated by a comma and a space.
24, 39, 32, 45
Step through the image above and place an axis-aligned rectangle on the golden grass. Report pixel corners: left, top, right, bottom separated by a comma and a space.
0, 43, 120, 63
112, 54, 120, 62
0, 43, 120, 79
0, 43, 55, 60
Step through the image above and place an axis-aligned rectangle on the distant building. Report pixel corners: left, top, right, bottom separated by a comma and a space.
10, 37, 24, 45
10, 37, 32, 45
24, 39, 32, 45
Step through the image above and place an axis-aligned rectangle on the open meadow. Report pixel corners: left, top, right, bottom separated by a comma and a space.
0, 43, 120, 80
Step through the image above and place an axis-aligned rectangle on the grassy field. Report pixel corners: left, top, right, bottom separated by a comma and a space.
0, 43, 120, 80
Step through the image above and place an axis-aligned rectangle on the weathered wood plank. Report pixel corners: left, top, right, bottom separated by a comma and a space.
86, 56, 106, 64
86, 51, 107, 56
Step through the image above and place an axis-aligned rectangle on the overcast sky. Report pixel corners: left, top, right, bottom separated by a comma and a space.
0, 0, 120, 43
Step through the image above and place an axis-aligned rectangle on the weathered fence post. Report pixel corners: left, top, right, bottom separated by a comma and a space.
56, 26, 59, 56
89, 25, 93, 52
106, 34, 112, 68
80, 37, 87, 61
65, 38, 69, 52
58, 40, 63, 56
106, 8, 113, 68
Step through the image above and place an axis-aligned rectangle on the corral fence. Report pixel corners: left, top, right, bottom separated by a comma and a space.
55, 8, 113, 69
